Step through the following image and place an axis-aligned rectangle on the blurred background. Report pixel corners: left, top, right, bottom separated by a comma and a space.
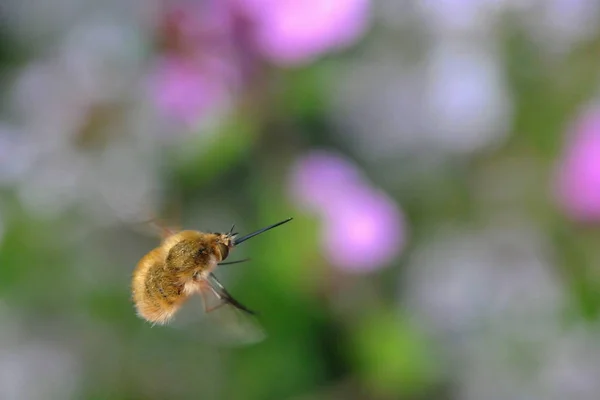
2, 0, 600, 399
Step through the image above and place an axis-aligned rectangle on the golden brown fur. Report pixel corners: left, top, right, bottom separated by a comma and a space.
131, 230, 231, 325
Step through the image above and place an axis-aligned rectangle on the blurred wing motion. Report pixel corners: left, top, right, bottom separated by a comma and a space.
129, 215, 180, 239
129, 195, 183, 239
170, 276, 266, 346
146, 217, 180, 239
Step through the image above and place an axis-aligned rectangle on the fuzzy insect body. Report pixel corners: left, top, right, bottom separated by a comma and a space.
131, 219, 292, 326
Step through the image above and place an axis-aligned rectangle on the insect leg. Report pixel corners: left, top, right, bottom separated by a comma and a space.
198, 280, 228, 313
207, 273, 256, 315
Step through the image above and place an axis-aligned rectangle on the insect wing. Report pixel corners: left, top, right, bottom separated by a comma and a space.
129, 215, 180, 240
170, 284, 266, 346
202, 283, 266, 345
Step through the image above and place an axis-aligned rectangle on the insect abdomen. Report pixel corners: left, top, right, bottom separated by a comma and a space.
132, 248, 186, 325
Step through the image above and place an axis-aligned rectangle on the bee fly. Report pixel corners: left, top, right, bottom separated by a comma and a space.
131, 218, 293, 327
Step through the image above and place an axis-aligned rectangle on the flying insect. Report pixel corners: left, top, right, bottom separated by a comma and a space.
131, 218, 292, 326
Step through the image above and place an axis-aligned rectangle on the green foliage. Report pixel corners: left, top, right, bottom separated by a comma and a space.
351, 310, 439, 397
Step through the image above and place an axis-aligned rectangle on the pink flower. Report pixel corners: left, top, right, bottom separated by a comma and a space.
322, 185, 405, 272
150, 56, 231, 125
235, 0, 371, 65
150, 0, 371, 124
289, 150, 406, 272
289, 150, 365, 210
555, 107, 600, 221
151, 1, 238, 126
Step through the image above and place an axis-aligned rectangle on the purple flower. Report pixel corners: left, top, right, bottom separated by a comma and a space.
150, 56, 233, 126
323, 185, 405, 272
289, 150, 406, 272
150, 0, 371, 124
151, 1, 239, 126
555, 107, 600, 222
289, 150, 365, 210
234, 0, 371, 66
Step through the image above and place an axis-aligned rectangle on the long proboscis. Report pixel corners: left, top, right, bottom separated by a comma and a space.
232, 218, 293, 246
218, 258, 251, 266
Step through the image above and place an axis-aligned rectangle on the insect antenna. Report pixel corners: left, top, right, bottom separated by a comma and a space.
232, 217, 293, 246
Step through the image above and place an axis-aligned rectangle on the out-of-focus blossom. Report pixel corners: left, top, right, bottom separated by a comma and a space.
289, 150, 365, 211
401, 224, 600, 399
423, 42, 511, 154
235, 0, 371, 65
554, 107, 600, 222
403, 224, 563, 340
329, 43, 512, 165
329, 54, 425, 163
289, 150, 405, 272
151, 0, 371, 125
322, 185, 404, 272
1, 21, 163, 222
150, 56, 233, 125
151, 1, 239, 127
457, 324, 600, 400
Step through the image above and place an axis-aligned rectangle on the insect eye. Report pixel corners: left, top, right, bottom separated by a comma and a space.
219, 243, 230, 260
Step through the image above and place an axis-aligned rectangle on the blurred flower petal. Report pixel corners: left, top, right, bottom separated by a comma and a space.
150, 56, 230, 126
289, 150, 365, 210
399, 224, 600, 400
289, 150, 406, 272
423, 42, 512, 154
403, 224, 562, 340
554, 106, 600, 222
237, 0, 371, 65
323, 185, 405, 272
